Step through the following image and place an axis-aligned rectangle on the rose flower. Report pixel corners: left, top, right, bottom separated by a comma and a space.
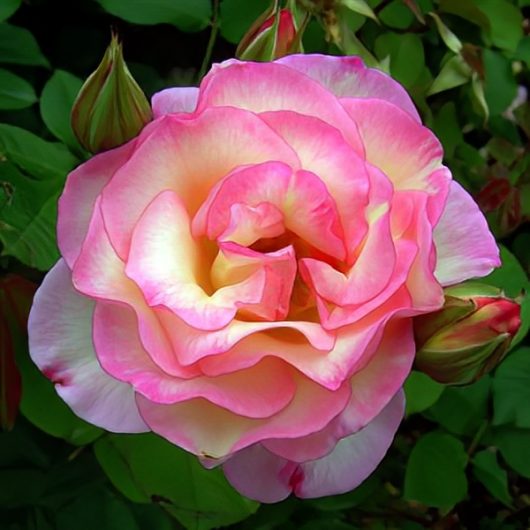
28, 55, 499, 502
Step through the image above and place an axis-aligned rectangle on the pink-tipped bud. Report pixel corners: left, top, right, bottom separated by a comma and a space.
71, 33, 152, 153
414, 282, 521, 385
236, 1, 304, 61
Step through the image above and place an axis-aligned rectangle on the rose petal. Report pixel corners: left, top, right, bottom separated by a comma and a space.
101, 107, 301, 259
263, 319, 414, 461
211, 242, 297, 321
151, 87, 199, 118
156, 306, 334, 367
199, 308, 399, 391
434, 180, 500, 285
276, 54, 420, 121
71, 199, 196, 378
93, 301, 296, 419
136, 373, 351, 460
300, 164, 395, 306
197, 60, 365, 155
28, 260, 147, 432
295, 389, 405, 498
218, 202, 285, 247
193, 161, 346, 260
126, 190, 268, 331
341, 98, 449, 224
259, 111, 369, 260
58, 140, 136, 268
223, 390, 405, 502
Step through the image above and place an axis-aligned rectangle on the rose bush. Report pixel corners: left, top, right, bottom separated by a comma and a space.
28, 55, 499, 503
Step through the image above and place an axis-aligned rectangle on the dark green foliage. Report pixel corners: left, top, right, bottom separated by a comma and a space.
1, 0, 529, 529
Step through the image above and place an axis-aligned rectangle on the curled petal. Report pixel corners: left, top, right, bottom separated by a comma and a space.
301, 164, 395, 306
157, 306, 334, 367
126, 190, 267, 330
259, 111, 369, 260
211, 242, 297, 321
193, 161, 346, 260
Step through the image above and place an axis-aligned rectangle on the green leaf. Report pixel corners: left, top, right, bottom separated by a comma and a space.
404, 432, 468, 509
94, 437, 149, 504
40, 70, 84, 152
438, 0, 490, 29
492, 427, 530, 478
432, 102, 463, 158
379, 0, 414, 29
0, 123, 77, 180
0, 468, 47, 508
94, 433, 259, 530
0, 173, 60, 270
428, 12, 462, 53
493, 347, 530, 428
56, 489, 140, 530
477, 0, 523, 52
95, 0, 212, 32
0, 23, 49, 67
516, 36, 530, 68
0, 0, 21, 22
483, 49, 517, 117
220, 0, 270, 44
0, 68, 36, 110
471, 73, 489, 122
342, 0, 378, 22
404, 371, 444, 415
374, 32, 424, 88
472, 450, 512, 507
426, 377, 491, 436
13, 330, 102, 444
0, 126, 78, 269
485, 246, 528, 298
427, 54, 471, 96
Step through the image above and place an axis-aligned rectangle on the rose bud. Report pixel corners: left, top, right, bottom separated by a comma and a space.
71, 33, 152, 153
414, 283, 521, 385
236, 0, 304, 61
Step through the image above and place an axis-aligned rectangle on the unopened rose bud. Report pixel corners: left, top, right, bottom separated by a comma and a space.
236, 1, 305, 61
414, 283, 521, 385
71, 33, 152, 153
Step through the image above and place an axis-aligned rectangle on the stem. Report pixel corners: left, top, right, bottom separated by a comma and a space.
467, 419, 490, 458
197, 0, 220, 83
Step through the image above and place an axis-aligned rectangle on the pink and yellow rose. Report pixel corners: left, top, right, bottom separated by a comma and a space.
28, 55, 499, 502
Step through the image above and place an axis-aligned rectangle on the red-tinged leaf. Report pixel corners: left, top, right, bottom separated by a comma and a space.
477, 178, 511, 212
403, 0, 425, 24
0, 275, 36, 430
0, 309, 21, 430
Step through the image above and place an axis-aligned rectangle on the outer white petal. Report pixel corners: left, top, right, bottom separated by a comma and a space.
434, 181, 500, 286
28, 259, 148, 433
